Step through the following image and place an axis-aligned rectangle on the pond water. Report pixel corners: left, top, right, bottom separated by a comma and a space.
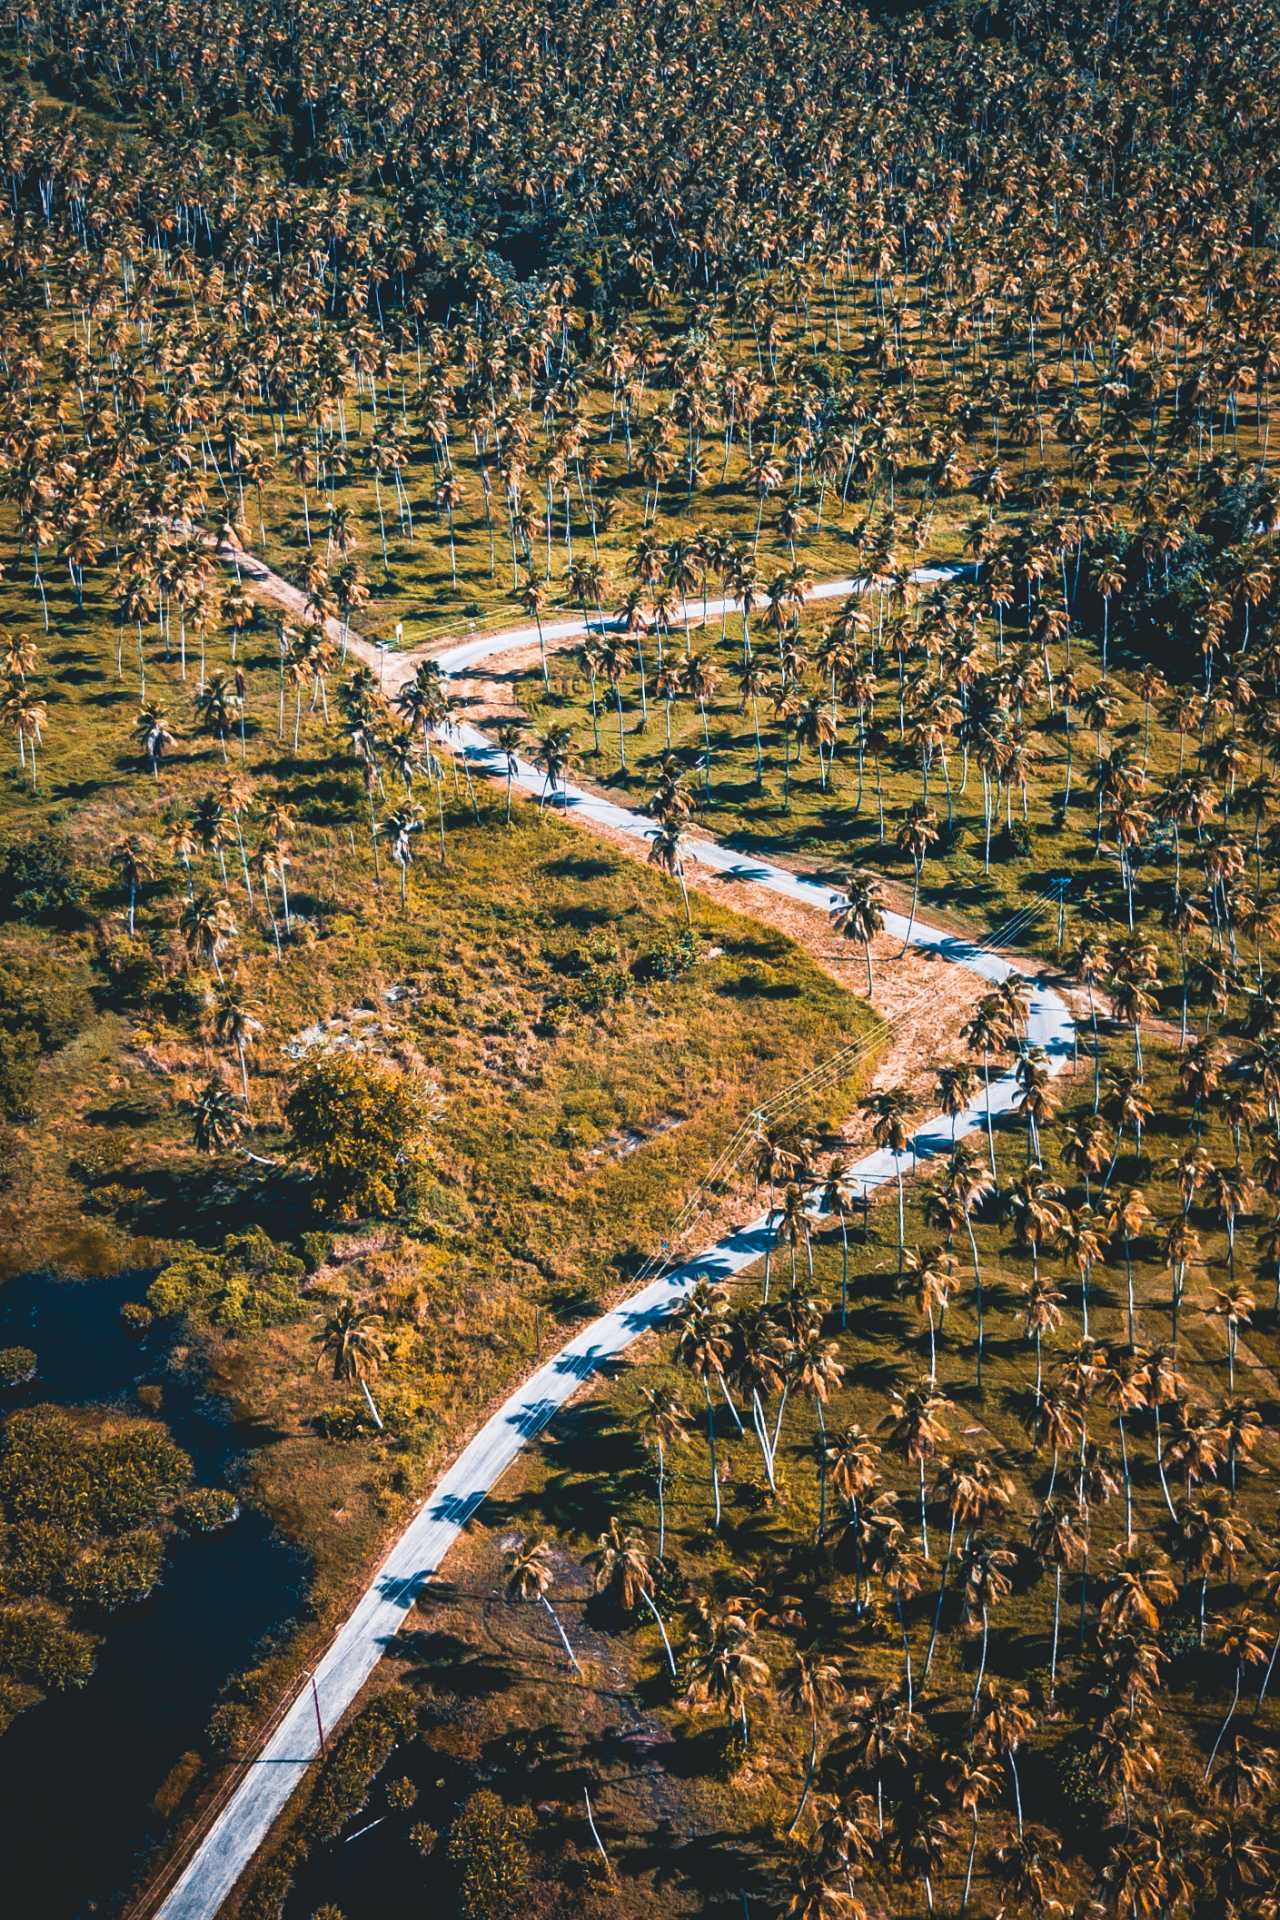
0, 1269, 309, 1919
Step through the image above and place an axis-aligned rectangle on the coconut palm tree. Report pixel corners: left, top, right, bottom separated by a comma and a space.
672, 1279, 734, 1527
503, 1533, 580, 1675
313, 1298, 387, 1430
213, 981, 263, 1104
589, 1516, 675, 1677
831, 871, 885, 1001
184, 1077, 244, 1157
1029, 1499, 1087, 1707
684, 1600, 770, 1747
180, 889, 236, 981
638, 1384, 690, 1562
881, 1377, 951, 1559
862, 1085, 913, 1269
379, 801, 423, 909
895, 802, 940, 954
109, 836, 151, 937
494, 720, 524, 824
782, 1652, 844, 1835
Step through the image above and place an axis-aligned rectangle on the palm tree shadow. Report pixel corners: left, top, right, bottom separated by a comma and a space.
386, 1625, 516, 1699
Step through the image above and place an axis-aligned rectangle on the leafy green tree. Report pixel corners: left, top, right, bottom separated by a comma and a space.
285, 1051, 436, 1220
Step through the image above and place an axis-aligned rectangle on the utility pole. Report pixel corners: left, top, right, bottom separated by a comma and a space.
311, 1674, 326, 1757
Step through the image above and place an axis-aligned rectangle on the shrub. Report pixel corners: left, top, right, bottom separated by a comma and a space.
409, 1822, 439, 1856
448, 1789, 536, 1920
178, 1487, 240, 1532
299, 1229, 335, 1274
633, 928, 698, 982
0, 1346, 37, 1387
0, 954, 90, 1052
0, 831, 83, 923
385, 1774, 418, 1810
147, 1234, 305, 1333
206, 1698, 258, 1758
63, 1529, 165, 1612
119, 1301, 153, 1337
0, 1602, 96, 1690
0, 1028, 38, 1119
305, 1691, 418, 1843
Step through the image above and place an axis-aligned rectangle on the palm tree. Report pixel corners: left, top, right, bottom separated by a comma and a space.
1020, 1277, 1064, 1404
503, 1533, 580, 1675
863, 1085, 913, 1269
895, 802, 939, 953
588, 1517, 676, 1677
494, 720, 524, 824
817, 1156, 857, 1326
313, 1298, 387, 1430
647, 818, 691, 923
881, 1377, 951, 1558
782, 1652, 844, 1834
672, 1280, 733, 1527
213, 981, 262, 1103
180, 889, 236, 981
973, 1679, 1034, 1834
109, 836, 151, 937
831, 871, 885, 1000
944, 1746, 999, 1914
936, 1063, 979, 1145
534, 723, 572, 811
1029, 1500, 1087, 1707
684, 1600, 770, 1747
991, 1825, 1064, 1920
1204, 1611, 1270, 1781
184, 1077, 243, 1156
901, 1244, 956, 1383
520, 575, 551, 690
963, 1540, 1016, 1719
638, 1385, 690, 1559
135, 700, 178, 776
379, 801, 423, 909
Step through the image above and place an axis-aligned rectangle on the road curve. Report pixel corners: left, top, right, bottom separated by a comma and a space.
155, 556, 1074, 1920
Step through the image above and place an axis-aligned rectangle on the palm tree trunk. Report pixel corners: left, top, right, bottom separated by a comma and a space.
541, 1593, 582, 1674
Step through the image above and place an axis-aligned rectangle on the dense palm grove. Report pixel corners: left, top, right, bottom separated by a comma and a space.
1, 0, 1280, 1913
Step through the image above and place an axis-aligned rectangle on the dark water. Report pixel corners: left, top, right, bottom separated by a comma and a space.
0, 1270, 309, 1919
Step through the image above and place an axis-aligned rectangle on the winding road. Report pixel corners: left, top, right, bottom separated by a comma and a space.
153, 553, 1075, 1919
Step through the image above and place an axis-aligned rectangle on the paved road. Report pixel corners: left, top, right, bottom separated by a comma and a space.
156, 561, 1073, 1920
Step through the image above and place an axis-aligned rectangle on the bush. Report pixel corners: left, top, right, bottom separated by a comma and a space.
633, 928, 698, 983
299, 1229, 335, 1274
0, 831, 83, 923
0, 1602, 96, 1690
385, 1774, 418, 1810
0, 1405, 192, 1540
119, 1301, 153, 1337
0, 1028, 38, 1119
207, 1698, 258, 1758
178, 1487, 240, 1532
448, 1790, 536, 1920
148, 1234, 306, 1333
285, 1051, 435, 1222
63, 1529, 165, 1612
409, 1821, 439, 1856
96, 929, 165, 1009
0, 954, 89, 1052
997, 819, 1035, 858
305, 1691, 418, 1844
0, 1346, 37, 1387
